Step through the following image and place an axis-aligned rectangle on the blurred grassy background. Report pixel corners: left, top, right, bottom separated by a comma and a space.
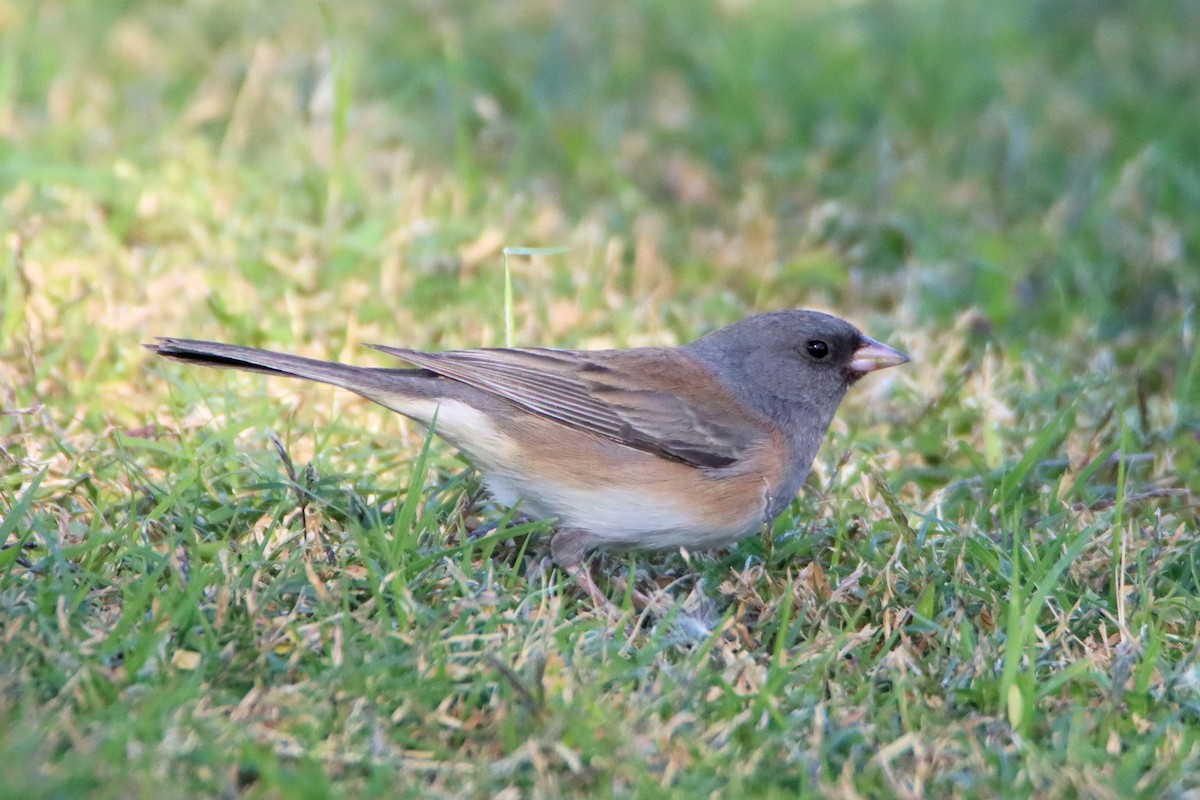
2, 1, 1199, 797
7, 1, 1200, 352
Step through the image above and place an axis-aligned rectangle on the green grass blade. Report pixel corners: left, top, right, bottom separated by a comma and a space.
0, 469, 45, 577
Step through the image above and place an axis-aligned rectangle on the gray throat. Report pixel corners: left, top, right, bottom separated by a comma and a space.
764, 396, 844, 522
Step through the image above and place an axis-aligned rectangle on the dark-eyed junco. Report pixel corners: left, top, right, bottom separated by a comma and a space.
148, 310, 908, 608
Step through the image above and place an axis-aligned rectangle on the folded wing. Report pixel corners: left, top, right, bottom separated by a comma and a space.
369, 345, 765, 469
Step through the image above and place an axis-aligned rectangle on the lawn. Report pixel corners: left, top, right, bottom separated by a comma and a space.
2, 1, 1199, 797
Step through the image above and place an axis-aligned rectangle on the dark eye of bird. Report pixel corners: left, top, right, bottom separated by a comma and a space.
806, 340, 829, 359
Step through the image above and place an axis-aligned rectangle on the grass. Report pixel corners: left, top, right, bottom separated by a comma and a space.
2, 0, 1199, 796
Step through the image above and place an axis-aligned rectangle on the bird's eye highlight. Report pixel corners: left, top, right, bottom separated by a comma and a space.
806, 340, 830, 359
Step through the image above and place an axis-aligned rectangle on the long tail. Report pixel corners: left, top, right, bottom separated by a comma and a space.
145, 338, 439, 405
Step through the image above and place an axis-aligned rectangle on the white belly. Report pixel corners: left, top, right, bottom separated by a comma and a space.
482, 472, 759, 551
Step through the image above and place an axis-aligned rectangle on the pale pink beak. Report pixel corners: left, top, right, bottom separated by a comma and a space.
849, 336, 910, 373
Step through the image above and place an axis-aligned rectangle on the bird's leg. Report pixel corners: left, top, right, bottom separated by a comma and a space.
607, 570, 659, 611
551, 529, 658, 616
551, 528, 622, 615
568, 564, 616, 613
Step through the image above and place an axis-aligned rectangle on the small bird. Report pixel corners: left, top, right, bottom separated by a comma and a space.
147, 310, 908, 608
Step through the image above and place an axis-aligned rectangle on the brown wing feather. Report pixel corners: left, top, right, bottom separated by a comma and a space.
368, 345, 764, 468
